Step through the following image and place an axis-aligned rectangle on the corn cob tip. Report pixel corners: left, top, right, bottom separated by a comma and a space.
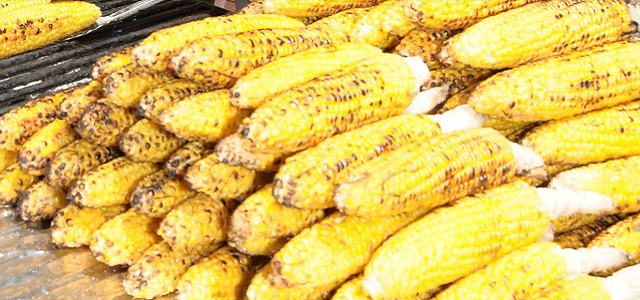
403, 56, 430, 93
563, 247, 631, 275
427, 105, 487, 133
536, 187, 615, 220
509, 142, 547, 179
403, 86, 449, 114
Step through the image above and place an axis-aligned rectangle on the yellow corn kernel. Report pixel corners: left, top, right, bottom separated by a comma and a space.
56, 80, 103, 125
177, 246, 254, 300
0, 0, 50, 10
240, 53, 418, 154
163, 141, 210, 177
307, 7, 372, 42
274, 114, 440, 210
470, 41, 640, 122
103, 64, 174, 108
588, 214, 640, 276
133, 14, 304, 72
136, 79, 206, 123
75, 101, 138, 147
90, 209, 161, 266
160, 90, 250, 143
130, 170, 195, 218
262, 0, 385, 17
0, 1, 101, 59
361, 181, 549, 300
521, 101, 640, 165
554, 215, 626, 248
17, 181, 65, 222
336, 128, 515, 217
424, 67, 493, 95
51, 203, 127, 248
0, 163, 38, 205
394, 28, 459, 69
18, 119, 76, 176
45, 140, 112, 188
230, 42, 383, 109
229, 184, 325, 256
67, 157, 159, 208
439, 0, 634, 70
333, 275, 439, 300
91, 46, 134, 82
352, 0, 416, 49
0, 149, 18, 173
215, 134, 289, 172
246, 263, 339, 300
119, 119, 182, 163
534, 275, 612, 300
158, 193, 236, 254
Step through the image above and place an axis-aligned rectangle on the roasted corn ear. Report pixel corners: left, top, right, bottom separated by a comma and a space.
136, 79, 205, 123
119, 119, 182, 163
103, 64, 174, 108
0, 163, 38, 205
45, 140, 112, 188
215, 134, 289, 172
0, 149, 17, 173
56, 80, 103, 125
552, 214, 605, 234
163, 141, 210, 177
394, 28, 459, 69
352, 0, 415, 49
18, 119, 76, 176
554, 215, 626, 248
17, 181, 65, 222
262, 0, 385, 17
130, 170, 195, 218
588, 214, 640, 276
51, 203, 127, 248
91, 46, 134, 82
246, 263, 338, 300
307, 7, 371, 41
75, 101, 138, 147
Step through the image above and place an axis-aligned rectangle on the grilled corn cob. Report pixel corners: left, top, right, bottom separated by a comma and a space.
17, 181, 65, 222
119, 119, 182, 163
552, 214, 605, 234
0, 163, 38, 205
51, 203, 127, 248
130, 170, 195, 218
0, 150, 17, 173
262, 0, 385, 17
588, 214, 640, 276
215, 134, 289, 172
163, 141, 210, 177
176, 246, 254, 300
230, 43, 383, 109
352, 0, 415, 49
424, 67, 493, 95
0, 0, 50, 10
132, 14, 305, 72
470, 41, 640, 122
394, 28, 459, 69
229, 184, 325, 256
274, 114, 440, 209
136, 79, 205, 123
246, 263, 338, 300
90, 209, 161, 266
439, 0, 635, 70
332, 275, 439, 300
521, 101, 640, 165
18, 119, 76, 176
0, 1, 101, 59
307, 7, 371, 41
68, 157, 159, 208
45, 140, 112, 188
103, 65, 174, 108
91, 46, 134, 82
75, 101, 138, 147
554, 215, 626, 248
56, 80, 103, 125
160, 90, 250, 143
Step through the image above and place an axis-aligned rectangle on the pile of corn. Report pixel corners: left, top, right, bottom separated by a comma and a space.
2, 0, 640, 299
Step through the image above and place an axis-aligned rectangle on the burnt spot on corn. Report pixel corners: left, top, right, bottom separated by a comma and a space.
103, 64, 174, 108
119, 119, 182, 163
0, 163, 38, 205
18, 181, 66, 222
75, 101, 138, 147
137, 79, 206, 122
57, 81, 103, 125
130, 170, 195, 218
18, 119, 77, 176
45, 140, 111, 188
162, 142, 210, 177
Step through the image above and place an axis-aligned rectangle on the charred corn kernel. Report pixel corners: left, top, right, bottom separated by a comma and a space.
333, 275, 439, 300
18, 119, 76, 176
361, 181, 549, 300
246, 263, 338, 300
215, 134, 289, 172
177, 246, 253, 300
394, 28, 459, 69
136, 79, 205, 123
352, 0, 415, 49
91, 46, 134, 82
75, 101, 137, 147
229, 184, 325, 256
403, 0, 541, 30
0, 0, 50, 10
0, 92, 64, 151
554, 215, 625, 248
51, 203, 127, 248
336, 128, 515, 217
0, 163, 38, 205
133, 14, 304, 72
424, 67, 493, 95
45, 140, 112, 188
17, 181, 65, 222
0, 150, 17, 173
56, 80, 103, 125
170, 28, 345, 88
160, 90, 250, 143
0, 1, 101, 59
307, 7, 372, 41
90, 209, 161, 266
230, 42, 383, 109
68, 157, 159, 208
470, 41, 640, 122
163, 141, 210, 177
439, 0, 634, 70
262, 0, 385, 17
130, 170, 195, 218
588, 214, 640, 276
119, 119, 182, 163
534, 275, 612, 300
553, 214, 604, 234
158, 193, 236, 254
521, 101, 640, 165
240, 53, 418, 153
103, 65, 174, 108
274, 114, 440, 209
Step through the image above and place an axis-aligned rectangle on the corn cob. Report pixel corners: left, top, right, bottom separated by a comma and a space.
176, 246, 254, 300
90, 209, 161, 266
274, 114, 440, 210
307, 7, 372, 41
45, 140, 112, 189
554, 215, 626, 248
67, 157, 159, 208
229, 184, 325, 256
184, 153, 269, 200
394, 28, 459, 69
130, 170, 195, 218
119, 119, 182, 163
136, 79, 205, 123
553, 214, 604, 234
91, 46, 134, 82
215, 134, 289, 172
103, 65, 174, 108
230, 43, 383, 109
424, 67, 493, 95
402, 0, 542, 30
163, 141, 210, 177
0, 92, 64, 151
170, 28, 346, 88
56, 80, 103, 125
335, 128, 516, 217
0, 150, 17, 173
333, 275, 439, 300
439, 0, 635, 70
132, 14, 305, 72
360, 181, 549, 299
18, 119, 76, 176
158, 194, 236, 255
0, 1, 101, 59
351, 0, 415, 49
160, 90, 250, 143
470, 41, 640, 122
588, 214, 640, 276
521, 101, 640, 165
239, 54, 424, 153
0, 163, 38, 205
0, 0, 50, 10
246, 263, 339, 300
262, 0, 385, 17
75, 101, 138, 147
17, 181, 65, 222
51, 203, 127, 248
